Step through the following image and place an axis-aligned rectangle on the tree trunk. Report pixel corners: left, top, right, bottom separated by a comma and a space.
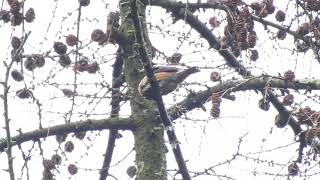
119, 1, 167, 179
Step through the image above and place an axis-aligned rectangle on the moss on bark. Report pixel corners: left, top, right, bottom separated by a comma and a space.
119, 1, 167, 179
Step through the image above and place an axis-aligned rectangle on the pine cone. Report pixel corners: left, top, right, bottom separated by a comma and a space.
247, 31, 257, 48
297, 23, 310, 36
24, 57, 36, 71
250, 49, 259, 61
284, 70, 295, 81
68, 164, 78, 175
236, 16, 246, 32
126, 166, 137, 178
25, 8, 35, 23
276, 30, 286, 40
237, 28, 247, 43
59, 54, 71, 67
246, 19, 255, 32
9, 0, 20, 14
294, 106, 315, 126
212, 93, 222, 104
64, 141, 74, 153
0, 10, 10, 23
267, 4, 275, 14
66, 34, 78, 47
239, 7, 250, 19
166, 53, 182, 65
211, 93, 222, 118
264, 0, 274, 7
74, 58, 88, 72
210, 106, 221, 118
91, 29, 106, 42
11, 36, 21, 49
86, 62, 100, 74
34, 55, 45, 68
51, 154, 62, 165
288, 162, 299, 176
251, 1, 262, 12
275, 10, 285, 22
11, 69, 23, 82
79, 0, 90, 6
255, 8, 268, 18
53, 42, 67, 55
16, 88, 32, 99
306, 0, 320, 11
209, 16, 220, 28
106, 11, 120, 32
283, 94, 294, 106
312, 112, 320, 127
11, 12, 24, 26
210, 71, 221, 82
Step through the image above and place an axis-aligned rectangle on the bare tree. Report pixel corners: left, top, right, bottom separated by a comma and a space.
1, 0, 320, 179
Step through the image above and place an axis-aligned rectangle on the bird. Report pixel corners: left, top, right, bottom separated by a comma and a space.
138, 66, 200, 99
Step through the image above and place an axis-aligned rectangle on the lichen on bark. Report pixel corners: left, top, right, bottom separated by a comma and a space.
119, 0, 167, 179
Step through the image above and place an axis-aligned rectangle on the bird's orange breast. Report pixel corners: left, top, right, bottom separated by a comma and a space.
155, 72, 177, 81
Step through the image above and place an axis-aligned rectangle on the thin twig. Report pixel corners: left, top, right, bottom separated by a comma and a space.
2, 31, 31, 180
67, 4, 82, 123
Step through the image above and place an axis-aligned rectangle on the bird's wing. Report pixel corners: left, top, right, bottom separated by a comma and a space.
153, 66, 178, 73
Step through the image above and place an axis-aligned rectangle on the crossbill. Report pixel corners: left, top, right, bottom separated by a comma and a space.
138, 66, 200, 99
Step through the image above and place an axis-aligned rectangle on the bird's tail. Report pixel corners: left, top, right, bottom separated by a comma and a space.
175, 67, 200, 83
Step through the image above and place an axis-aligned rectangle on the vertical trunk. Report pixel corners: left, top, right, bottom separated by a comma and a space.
119, 1, 167, 179
132, 113, 167, 180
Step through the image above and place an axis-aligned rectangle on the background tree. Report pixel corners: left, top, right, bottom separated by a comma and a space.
1, 0, 320, 179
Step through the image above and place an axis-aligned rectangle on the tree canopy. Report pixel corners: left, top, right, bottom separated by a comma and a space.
1, 0, 320, 179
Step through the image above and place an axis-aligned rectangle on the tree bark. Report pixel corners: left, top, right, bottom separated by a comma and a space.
119, 1, 167, 179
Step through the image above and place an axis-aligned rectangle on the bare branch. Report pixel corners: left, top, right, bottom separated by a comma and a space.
147, 1, 309, 43
168, 76, 320, 132
2, 31, 31, 180
0, 117, 133, 152
156, 5, 303, 137
143, 0, 225, 10
99, 48, 124, 180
